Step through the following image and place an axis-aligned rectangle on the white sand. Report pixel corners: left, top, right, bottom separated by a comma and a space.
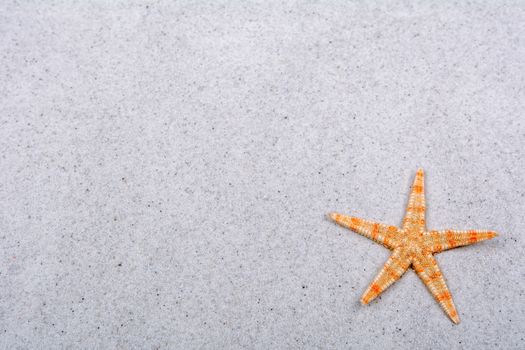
1, 1, 524, 348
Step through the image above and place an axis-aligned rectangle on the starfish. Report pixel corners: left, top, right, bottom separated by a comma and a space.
329, 169, 497, 324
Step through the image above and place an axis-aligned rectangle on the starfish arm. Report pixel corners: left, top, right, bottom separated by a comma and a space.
424, 230, 498, 253
329, 213, 400, 249
361, 249, 410, 304
412, 253, 460, 324
402, 168, 426, 232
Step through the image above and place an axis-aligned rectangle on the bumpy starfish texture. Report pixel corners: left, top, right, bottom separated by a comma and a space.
329, 169, 497, 324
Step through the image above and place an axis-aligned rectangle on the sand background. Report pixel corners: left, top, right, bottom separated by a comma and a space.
1, 1, 524, 349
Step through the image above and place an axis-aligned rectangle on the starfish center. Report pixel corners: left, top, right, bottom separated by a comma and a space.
398, 230, 426, 257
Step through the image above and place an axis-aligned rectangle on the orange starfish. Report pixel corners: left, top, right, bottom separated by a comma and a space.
329, 169, 497, 324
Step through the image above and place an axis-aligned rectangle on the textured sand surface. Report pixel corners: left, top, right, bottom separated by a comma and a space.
1, 1, 524, 349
